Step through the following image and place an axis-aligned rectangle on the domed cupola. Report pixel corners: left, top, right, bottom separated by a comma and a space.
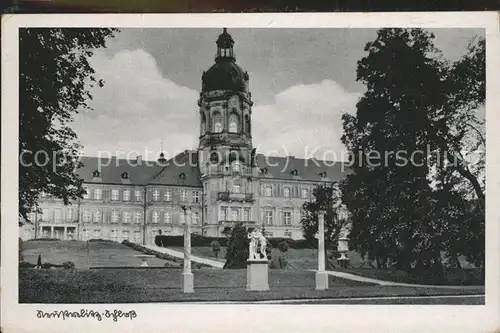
202, 28, 249, 93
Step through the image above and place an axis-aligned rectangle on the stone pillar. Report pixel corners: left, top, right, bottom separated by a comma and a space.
181, 208, 194, 293
50, 226, 54, 238
315, 210, 328, 290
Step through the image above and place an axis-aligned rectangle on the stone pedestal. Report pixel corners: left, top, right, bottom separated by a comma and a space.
181, 272, 194, 293
246, 260, 269, 291
315, 271, 329, 290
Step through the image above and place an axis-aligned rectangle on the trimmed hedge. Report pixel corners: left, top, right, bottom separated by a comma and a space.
154, 235, 317, 249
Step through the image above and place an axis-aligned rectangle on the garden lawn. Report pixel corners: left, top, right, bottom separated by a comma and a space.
331, 268, 484, 286
19, 268, 484, 303
170, 246, 367, 269
21, 240, 175, 269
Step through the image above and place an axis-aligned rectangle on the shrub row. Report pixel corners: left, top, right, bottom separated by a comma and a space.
19, 261, 75, 269
154, 235, 317, 249
121, 240, 210, 269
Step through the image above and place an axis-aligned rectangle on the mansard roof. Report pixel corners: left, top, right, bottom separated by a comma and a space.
149, 151, 202, 187
255, 154, 351, 182
77, 151, 349, 187
77, 151, 202, 187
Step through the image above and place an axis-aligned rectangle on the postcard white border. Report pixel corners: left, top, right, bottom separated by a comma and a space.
2, 12, 500, 333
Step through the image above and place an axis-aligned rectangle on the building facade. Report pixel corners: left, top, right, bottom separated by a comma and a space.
22, 29, 349, 244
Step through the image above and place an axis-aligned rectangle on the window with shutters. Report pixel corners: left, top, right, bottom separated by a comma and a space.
111, 189, 119, 201
111, 210, 119, 223
284, 187, 290, 198
123, 189, 131, 201
66, 208, 73, 221
233, 184, 241, 193
164, 211, 172, 224
193, 191, 200, 203
123, 211, 131, 223
93, 210, 101, 223
302, 188, 309, 198
134, 211, 142, 224
181, 190, 187, 201
135, 190, 142, 201
83, 210, 91, 223
152, 189, 160, 201
165, 189, 172, 201
152, 211, 160, 223
94, 188, 102, 200
134, 231, 141, 242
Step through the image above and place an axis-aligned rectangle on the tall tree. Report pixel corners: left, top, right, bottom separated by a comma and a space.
341, 29, 457, 272
300, 183, 349, 266
341, 29, 485, 271
223, 222, 249, 269
19, 28, 117, 222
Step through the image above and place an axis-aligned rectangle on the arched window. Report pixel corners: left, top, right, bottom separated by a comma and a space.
229, 112, 239, 133
201, 113, 207, 135
213, 111, 222, 133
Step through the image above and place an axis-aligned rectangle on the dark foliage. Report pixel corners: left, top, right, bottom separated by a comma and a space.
341, 28, 485, 272
19, 28, 117, 223
223, 223, 249, 269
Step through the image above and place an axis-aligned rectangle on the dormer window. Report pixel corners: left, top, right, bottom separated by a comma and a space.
179, 173, 186, 180
291, 169, 299, 176
319, 171, 327, 178
121, 172, 129, 179
261, 167, 268, 174
92, 170, 100, 178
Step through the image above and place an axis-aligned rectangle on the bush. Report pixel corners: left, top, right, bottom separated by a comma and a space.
62, 261, 75, 269
210, 241, 221, 258
19, 261, 36, 268
278, 241, 289, 253
88, 238, 115, 243
29, 238, 60, 241
223, 223, 249, 269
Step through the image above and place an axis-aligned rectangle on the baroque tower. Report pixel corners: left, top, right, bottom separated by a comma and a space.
198, 28, 257, 235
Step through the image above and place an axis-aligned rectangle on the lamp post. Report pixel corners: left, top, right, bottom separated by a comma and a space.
181, 205, 194, 293
315, 210, 328, 290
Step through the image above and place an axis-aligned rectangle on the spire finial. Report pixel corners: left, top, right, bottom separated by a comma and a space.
223, 27, 227, 33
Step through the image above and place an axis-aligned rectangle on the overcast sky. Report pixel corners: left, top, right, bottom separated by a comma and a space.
72, 28, 484, 161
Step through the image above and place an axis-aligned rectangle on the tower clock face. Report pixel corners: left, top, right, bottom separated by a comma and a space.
229, 95, 239, 108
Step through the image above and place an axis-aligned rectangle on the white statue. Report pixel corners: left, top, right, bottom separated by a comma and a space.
248, 227, 267, 260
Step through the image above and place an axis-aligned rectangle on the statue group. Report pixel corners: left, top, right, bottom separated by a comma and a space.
247, 227, 267, 261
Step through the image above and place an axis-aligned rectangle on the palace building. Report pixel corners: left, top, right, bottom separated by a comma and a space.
21, 29, 349, 244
